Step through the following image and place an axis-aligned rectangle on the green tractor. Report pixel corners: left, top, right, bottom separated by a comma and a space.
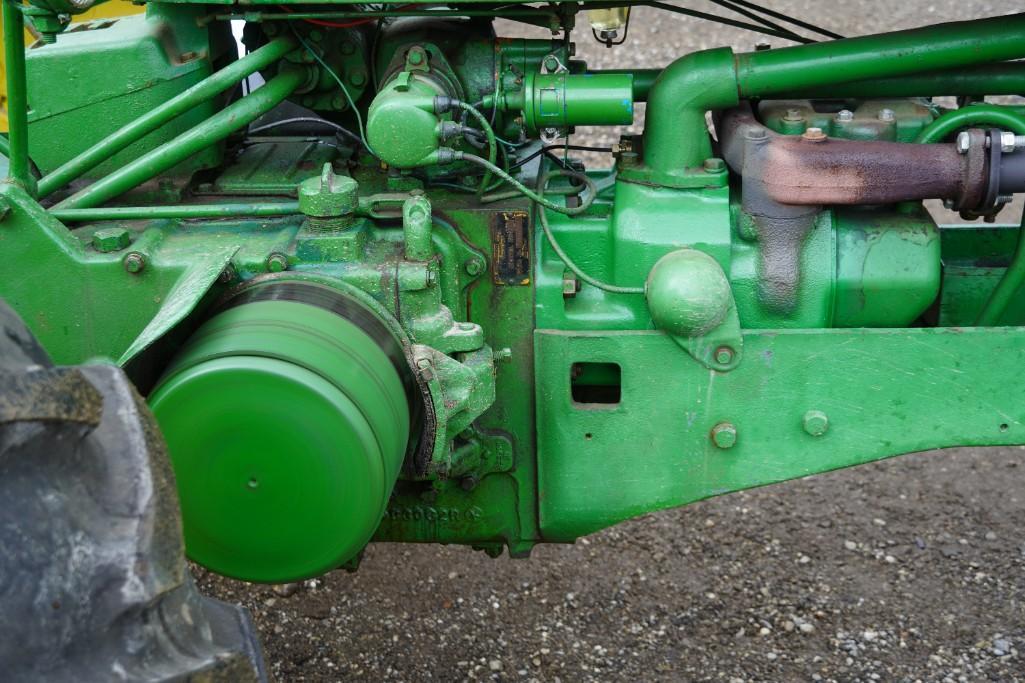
1, 1, 1024, 677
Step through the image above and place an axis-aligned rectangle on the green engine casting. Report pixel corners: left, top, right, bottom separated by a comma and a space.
3, 0, 1025, 582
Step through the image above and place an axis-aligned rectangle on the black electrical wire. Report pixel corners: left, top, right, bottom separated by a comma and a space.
509, 144, 614, 172
249, 116, 363, 145
641, 1, 810, 42
705, 0, 812, 43
717, 0, 844, 39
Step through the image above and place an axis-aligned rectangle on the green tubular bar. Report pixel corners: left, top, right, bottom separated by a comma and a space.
49, 202, 302, 222
736, 15, 1025, 96
149, 293, 411, 583
915, 104, 1025, 144
774, 62, 1025, 99
643, 13, 1025, 175
36, 35, 297, 199
3, 0, 32, 193
55, 68, 307, 211
597, 62, 1025, 102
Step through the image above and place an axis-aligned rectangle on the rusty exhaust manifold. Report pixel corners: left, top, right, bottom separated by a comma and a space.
719, 107, 990, 313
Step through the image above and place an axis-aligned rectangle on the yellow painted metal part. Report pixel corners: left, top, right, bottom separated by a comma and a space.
0, 1, 143, 131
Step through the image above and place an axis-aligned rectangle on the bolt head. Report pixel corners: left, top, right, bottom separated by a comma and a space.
803, 410, 829, 437
711, 422, 737, 449
802, 127, 827, 142
465, 258, 485, 276
714, 346, 734, 365
1000, 130, 1017, 153
406, 47, 424, 66
878, 108, 896, 122
123, 252, 145, 274
266, 253, 288, 273
703, 157, 726, 173
92, 227, 131, 253
836, 109, 854, 122
956, 131, 971, 154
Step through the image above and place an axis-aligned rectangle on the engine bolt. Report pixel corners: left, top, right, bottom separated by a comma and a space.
803, 410, 829, 437
802, 127, 827, 142
714, 346, 734, 364
878, 108, 896, 122
784, 108, 804, 121
92, 227, 131, 253
711, 422, 737, 449
465, 258, 485, 276
123, 252, 146, 274
836, 109, 854, 122
266, 253, 288, 272
1000, 131, 1017, 153
407, 47, 425, 66
956, 131, 971, 154
703, 158, 726, 173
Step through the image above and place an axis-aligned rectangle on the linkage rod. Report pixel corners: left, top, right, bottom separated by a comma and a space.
3, 0, 33, 193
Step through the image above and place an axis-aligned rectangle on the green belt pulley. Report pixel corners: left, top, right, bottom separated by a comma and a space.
149, 281, 419, 583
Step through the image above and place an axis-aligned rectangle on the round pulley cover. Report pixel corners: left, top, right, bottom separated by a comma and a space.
149, 282, 414, 583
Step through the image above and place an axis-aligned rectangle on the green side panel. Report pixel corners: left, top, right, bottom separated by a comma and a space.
939, 225, 1025, 326
536, 327, 1025, 541
833, 207, 940, 327
26, 8, 222, 182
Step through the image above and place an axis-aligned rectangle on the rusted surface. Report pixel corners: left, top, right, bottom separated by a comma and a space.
760, 136, 973, 205
720, 106, 987, 207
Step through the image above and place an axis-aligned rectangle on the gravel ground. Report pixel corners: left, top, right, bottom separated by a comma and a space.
202, 3, 1025, 681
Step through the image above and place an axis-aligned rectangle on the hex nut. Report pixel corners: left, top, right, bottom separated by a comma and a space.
714, 346, 734, 365
711, 422, 737, 449
956, 131, 971, 154
92, 227, 131, 253
1000, 131, 1017, 153
802, 127, 827, 142
803, 410, 829, 437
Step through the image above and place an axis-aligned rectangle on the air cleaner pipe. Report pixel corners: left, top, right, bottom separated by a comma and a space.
597, 62, 1025, 102
37, 35, 297, 200
55, 68, 307, 211
49, 202, 301, 223
644, 13, 1025, 177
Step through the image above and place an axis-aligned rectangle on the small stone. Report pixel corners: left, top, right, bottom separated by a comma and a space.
863, 629, 879, 642
489, 659, 504, 671
993, 638, 1011, 656
844, 540, 858, 551
985, 531, 998, 541
800, 623, 815, 634
783, 621, 795, 632
273, 583, 300, 597
873, 518, 886, 526
759, 627, 771, 636
766, 652, 778, 661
